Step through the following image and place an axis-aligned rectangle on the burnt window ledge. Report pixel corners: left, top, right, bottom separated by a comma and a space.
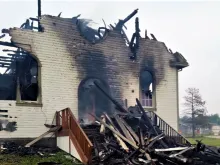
143, 107, 157, 111
15, 76, 42, 107
16, 101, 43, 107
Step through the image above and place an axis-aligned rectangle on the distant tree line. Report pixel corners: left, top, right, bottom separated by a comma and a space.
180, 114, 220, 127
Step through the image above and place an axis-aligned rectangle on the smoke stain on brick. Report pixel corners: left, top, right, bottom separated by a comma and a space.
137, 40, 166, 86
75, 51, 108, 80
75, 50, 124, 114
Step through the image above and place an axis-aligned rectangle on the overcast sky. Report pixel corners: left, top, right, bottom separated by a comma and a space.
0, 0, 219, 115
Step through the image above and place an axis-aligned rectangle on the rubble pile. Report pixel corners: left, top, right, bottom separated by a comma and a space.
79, 81, 220, 165
0, 142, 70, 165
1, 142, 59, 156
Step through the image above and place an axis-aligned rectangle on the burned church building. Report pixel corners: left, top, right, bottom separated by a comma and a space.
0, 8, 188, 140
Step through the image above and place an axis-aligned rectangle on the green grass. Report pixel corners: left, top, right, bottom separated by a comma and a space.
187, 137, 220, 147
0, 152, 82, 165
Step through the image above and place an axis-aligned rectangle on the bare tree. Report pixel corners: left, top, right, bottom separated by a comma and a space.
183, 88, 206, 137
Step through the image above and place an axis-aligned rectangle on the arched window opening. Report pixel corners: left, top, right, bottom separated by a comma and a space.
0, 18, 41, 102
140, 70, 154, 107
78, 78, 111, 124
0, 48, 39, 101
17, 52, 38, 101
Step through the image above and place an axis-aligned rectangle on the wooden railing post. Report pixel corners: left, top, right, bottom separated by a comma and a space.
56, 111, 60, 126
62, 110, 66, 128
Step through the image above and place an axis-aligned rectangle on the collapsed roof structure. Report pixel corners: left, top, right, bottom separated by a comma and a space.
0, 3, 188, 103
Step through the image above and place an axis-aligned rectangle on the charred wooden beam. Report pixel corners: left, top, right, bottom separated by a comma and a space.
169, 49, 173, 54
150, 34, 157, 41
114, 114, 135, 143
137, 127, 143, 148
148, 133, 164, 149
38, 0, 41, 19
169, 146, 194, 158
103, 113, 129, 152
136, 98, 158, 136
2, 29, 9, 34
120, 117, 140, 143
94, 81, 128, 113
121, 28, 130, 45
129, 17, 140, 60
90, 113, 140, 151
29, 17, 39, 21
145, 30, 150, 39
99, 115, 106, 134
115, 9, 138, 31
155, 147, 189, 152
0, 34, 5, 39
136, 99, 169, 149
0, 41, 15, 47
0, 59, 14, 62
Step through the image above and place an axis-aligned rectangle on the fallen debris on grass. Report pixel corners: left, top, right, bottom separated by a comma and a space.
0, 142, 81, 165
1, 142, 59, 156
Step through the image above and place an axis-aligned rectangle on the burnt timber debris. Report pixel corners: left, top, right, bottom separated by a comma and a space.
0, 142, 72, 165
57, 82, 220, 165
25, 126, 61, 147
72, 81, 220, 165
1, 142, 59, 156
0, 0, 215, 164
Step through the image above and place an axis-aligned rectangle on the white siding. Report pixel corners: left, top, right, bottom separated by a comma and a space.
0, 15, 179, 138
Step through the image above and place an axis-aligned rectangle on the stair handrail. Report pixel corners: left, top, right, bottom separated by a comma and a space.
148, 111, 191, 146
56, 108, 93, 164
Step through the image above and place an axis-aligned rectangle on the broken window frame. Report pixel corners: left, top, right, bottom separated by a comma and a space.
0, 50, 42, 106
16, 18, 42, 105
139, 70, 156, 110
0, 17, 42, 106
0, 46, 42, 105
15, 54, 42, 107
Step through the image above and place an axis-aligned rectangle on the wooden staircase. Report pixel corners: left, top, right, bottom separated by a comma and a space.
56, 108, 93, 165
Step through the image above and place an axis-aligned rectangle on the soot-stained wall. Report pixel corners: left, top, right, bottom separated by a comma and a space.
0, 14, 180, 138
78, 78, 112, 123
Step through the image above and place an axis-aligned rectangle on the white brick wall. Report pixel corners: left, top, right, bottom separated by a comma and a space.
0, 15, 179, 138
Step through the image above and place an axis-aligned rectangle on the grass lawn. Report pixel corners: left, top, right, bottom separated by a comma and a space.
0, 152, 82, 165
187, 137, 220, 147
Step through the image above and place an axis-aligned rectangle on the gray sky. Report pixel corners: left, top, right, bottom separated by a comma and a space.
0, 0, 219, 115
